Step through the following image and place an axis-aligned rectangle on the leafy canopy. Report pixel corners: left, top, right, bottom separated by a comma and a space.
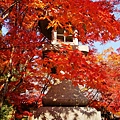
0, 0, 120, 119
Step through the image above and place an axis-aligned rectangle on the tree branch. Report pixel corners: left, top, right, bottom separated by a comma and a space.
1, 0, 20, 19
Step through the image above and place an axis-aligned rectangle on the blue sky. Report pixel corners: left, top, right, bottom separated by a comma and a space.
94, 41, 120, 53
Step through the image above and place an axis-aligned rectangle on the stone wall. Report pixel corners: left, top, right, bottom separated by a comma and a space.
28, 107, 101, 120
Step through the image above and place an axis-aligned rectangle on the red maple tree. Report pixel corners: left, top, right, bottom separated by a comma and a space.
0, 0, 120, 119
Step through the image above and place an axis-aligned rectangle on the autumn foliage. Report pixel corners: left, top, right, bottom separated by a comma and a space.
95, 48, 120, 115
0, 0, 120, 119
